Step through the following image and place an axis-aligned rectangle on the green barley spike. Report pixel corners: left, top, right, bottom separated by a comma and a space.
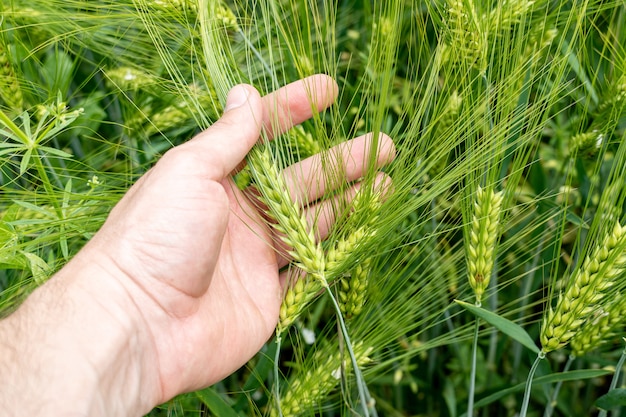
445, 0, 486, 70
488, 0, 534, 31
435, 91, 462, 138
326, 191, 381, 276
0, 34, 24, 113
594, 74, 626, 118
272, 342, 373, 417
540, 222, 626, 353
145, 103, 190, 136
569, 130, 603, 157
105, 67, 157, 91
339, 257, 371, 319
215, 3, 240, 31
287, 125, 321, 159
278, 270, 322, 333
248, 144, 325, 276
466, 186, 504, 304
570, 294, 626, 357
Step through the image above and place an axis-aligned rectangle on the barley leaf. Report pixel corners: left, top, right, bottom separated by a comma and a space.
596, 389, 626, 410
21, 251, 51, 285
467, 369, 612, 413
455, 300, 540, 354
561, 40, 599, 106
19, 147, 33, 176
195, 388, 241, 417
39, 146, 73, 159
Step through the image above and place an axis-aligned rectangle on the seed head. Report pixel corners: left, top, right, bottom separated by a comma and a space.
466, 186, 503, 303
540, 222, 626, 353
273, 342, 373, 417
0, 35, 24, 113
570, 295, 626, 356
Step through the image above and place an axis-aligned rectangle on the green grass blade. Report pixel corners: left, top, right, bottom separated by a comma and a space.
596, 388, 626, 410
467, 369, 613, 412
455, 300, 540, 354
195, 388, 242, 417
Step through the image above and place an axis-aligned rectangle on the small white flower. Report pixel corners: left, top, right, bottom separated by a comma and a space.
88, 175, 101, 188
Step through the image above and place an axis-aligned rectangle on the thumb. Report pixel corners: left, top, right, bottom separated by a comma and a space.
187, 84, 264, 178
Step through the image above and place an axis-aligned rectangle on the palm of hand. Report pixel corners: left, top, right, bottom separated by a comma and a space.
87, 76, 394, 403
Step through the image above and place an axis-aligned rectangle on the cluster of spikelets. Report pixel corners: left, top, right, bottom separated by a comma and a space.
444, 0, 536, 70
568, 75, 626, 157
272, 341, 373, 417
105, 66, 218, 136
466, 186, 504, 304
0, 33, 23, 114
444, 0, 486, 70
540, 221, 626, 353
152, 0, 239, 30
247, 143, 381, 333
570, 294, 626, 357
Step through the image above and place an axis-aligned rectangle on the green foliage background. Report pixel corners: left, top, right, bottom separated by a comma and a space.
1, 0, 625, 415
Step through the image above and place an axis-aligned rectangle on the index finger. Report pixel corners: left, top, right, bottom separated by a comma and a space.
261, 74, 338, 139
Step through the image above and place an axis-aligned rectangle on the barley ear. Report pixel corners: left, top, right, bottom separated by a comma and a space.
570, 295, 626, 357
248, 145, 327, 334
568, 130, 603, 157
540, 222, 626, 353
466, 186, 504, 304
339, 257, 372, 319
248, 144, 325, 276
272, 342, 373, 417
0, 34, 24, 113
444, 0, 486, 71
277, 269, 322, 333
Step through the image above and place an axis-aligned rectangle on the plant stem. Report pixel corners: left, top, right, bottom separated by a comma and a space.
33, 149, 64, 220
598, 344, 626, 417
321, 277, 377, 417
520, 351, 546, 417
0, 108, 30, 145
273, 332, 283, 417
467, 315, 480, 417
543, 354, 575, 417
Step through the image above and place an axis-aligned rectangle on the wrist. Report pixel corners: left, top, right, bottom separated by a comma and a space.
0, 249, 160, 416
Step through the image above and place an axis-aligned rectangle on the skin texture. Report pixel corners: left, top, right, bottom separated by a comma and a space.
0, 75, 395, 416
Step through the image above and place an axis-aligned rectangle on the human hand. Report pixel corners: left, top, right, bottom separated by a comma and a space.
0, 75, 395, 416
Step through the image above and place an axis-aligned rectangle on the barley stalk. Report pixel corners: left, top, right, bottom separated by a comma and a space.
540, 222, 626, 353
431, 91, 462, 176
466, 186, 504, 304
272, 342, 373, 417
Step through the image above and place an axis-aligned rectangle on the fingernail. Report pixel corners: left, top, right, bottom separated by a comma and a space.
224, 85, 250, 112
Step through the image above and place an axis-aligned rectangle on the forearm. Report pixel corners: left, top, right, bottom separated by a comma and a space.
0, 252, 159, 416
